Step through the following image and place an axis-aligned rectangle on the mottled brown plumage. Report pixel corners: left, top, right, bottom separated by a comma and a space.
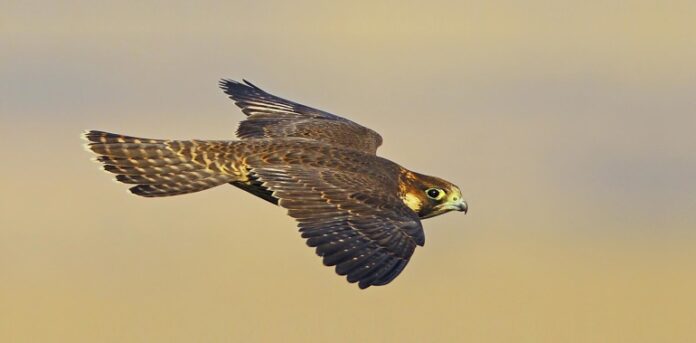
83, 79, 467, 289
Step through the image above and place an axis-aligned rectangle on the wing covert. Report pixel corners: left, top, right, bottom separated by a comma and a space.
249, 165, 424, 289
220, 79, 383, 154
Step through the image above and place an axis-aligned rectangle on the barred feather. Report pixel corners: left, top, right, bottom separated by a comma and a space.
129, 175, 235, 197
83, 130, 238, 197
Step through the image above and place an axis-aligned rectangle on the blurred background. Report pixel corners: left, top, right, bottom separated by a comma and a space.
1, 1, 695, 342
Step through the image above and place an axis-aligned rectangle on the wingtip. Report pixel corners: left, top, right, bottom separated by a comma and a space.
219, 78, 246, 96
242, 79, 262, 90
218, 78, 233, 91
219, 78, 262, 92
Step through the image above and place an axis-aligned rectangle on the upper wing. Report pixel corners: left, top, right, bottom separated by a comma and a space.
250, 165, 424, 289
219, 79, 383, 154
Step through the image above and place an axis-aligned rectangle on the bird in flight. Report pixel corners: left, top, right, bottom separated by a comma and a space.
83, 79, 467, 289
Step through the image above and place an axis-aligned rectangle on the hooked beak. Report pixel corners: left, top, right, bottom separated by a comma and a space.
457, 200, 468, 214
441, 199, 467, 214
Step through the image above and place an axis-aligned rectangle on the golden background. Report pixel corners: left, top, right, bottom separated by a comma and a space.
2, 1, 695, 342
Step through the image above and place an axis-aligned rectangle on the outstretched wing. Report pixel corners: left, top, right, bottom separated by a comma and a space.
220, 79, 383, 154
250, 165, 424, 289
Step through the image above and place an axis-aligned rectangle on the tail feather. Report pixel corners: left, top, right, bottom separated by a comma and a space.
96, 155, 188, 167
114, 170, 215, 185
89, 143, 177, 158
103, 162, 202, 175
83, 130, 237, 197
129, 175, 235, 197
84, 130, 162, 144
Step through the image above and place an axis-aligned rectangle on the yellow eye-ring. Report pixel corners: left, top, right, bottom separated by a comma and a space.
425, 188, 446, 200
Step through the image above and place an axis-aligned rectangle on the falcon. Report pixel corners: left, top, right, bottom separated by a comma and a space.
83, 79, 468, 289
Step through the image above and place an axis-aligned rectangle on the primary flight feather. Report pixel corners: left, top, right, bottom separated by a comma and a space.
83, 79, 468, 289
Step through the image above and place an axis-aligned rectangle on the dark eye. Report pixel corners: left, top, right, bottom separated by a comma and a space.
426, 188, 443, 199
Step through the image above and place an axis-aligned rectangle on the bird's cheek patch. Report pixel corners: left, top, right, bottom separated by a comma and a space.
400, 193, 422, 212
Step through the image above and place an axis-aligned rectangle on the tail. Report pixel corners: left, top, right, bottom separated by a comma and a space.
82, 130, 237, 197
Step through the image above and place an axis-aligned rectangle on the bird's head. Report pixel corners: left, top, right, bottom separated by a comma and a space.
398, 170, 468, 219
